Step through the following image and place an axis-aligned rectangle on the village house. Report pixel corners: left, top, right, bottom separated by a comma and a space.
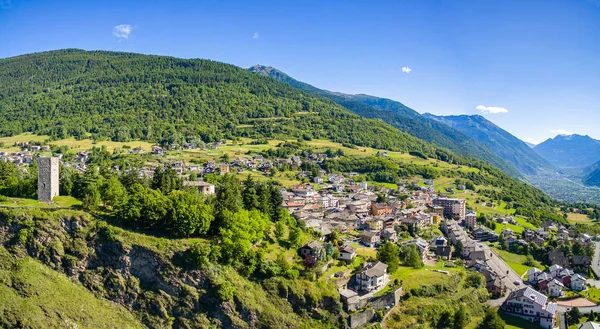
571, 274, 588, 291
219, 163, 230, 174
501, 287, 557, 329
547, 279, 564, 297
371, 203, 392, 216
360, 231, 380, 247
356, 261, 389, 293
299, 241, 323, 258
338, 245, 356, 262
435, 246, 452, 260
183, 180, 215, 195
381, 228, 397, 242
365, 218, 384, 232
404, 238, 429, 262
548, 250, 569, 268
480, 268, 506, 297
527, 268, 542, 284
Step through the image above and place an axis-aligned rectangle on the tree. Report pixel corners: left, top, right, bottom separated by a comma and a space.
377, 242, 400, 273
303, 255, 318, 269
437, 310, 454, 329
568, 307, 581, 324
477, 308, 505, 329
213, 174, 242, 229
188, 242, 212, 268
454, 240, 464, 257
219, 209, 270, 266
401, 244, 423, 269
82, 183, 101, 210
453, 304, 469, 329
242, 175, 259, 210
274, 221, 286, 240
523, 255, 536, 267
289, 227, 303, 248
167, 190, 214, 237
59, 164, 74, 196
151, 166, 182, 194
329, 229, 341, 246
102, 175, 127, 209
268, 183, 284, 221
464, 272, 484, 289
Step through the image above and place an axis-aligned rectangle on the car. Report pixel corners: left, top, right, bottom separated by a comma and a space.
514, 280, 521, 286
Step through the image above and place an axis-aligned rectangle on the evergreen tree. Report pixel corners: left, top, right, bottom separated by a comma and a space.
242, 174, 258, 210
377, 242, 400, 273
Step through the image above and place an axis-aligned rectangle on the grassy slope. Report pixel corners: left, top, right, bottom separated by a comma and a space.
491, 247, 544, 276
0, 246, 142, 328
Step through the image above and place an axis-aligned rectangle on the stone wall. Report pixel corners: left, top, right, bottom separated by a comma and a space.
349, 308, 375, 329
346, 287, 403, 328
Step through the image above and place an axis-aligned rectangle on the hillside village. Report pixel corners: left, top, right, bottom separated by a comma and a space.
4, 137, 600, 328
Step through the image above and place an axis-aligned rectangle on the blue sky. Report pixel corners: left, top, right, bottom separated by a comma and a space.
1, 0, 599, 144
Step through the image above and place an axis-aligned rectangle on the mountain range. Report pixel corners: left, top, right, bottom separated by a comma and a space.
422, 114, 554, 176
248, 65, 522, 177
249, 65, 556, 177
533, 134, 600, 169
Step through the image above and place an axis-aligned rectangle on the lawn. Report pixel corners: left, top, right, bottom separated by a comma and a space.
0, 133, 49, 146
492, 217, 536, 235
491, 247, 543, 276
500, 310, 542, 329
0, 196, 82, 209
385, 262, 465, 292
350, 243, 378, 259
581, 286, 600, 304
567, 213, 594, 225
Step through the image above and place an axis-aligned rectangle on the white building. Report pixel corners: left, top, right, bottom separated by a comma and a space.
501, 287, 557, 329
547, 279, 564, 297
356, 261, 389, 293
338, 245, 356, 262
358, 181, 368, 191
571, 274, 588, 292
526, 268, 542, 284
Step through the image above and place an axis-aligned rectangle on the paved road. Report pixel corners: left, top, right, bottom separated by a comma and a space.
592, 242, 600, 277
558, 311, 568, 329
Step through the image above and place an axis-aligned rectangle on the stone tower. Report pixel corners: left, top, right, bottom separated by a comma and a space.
38, 156, 59, 202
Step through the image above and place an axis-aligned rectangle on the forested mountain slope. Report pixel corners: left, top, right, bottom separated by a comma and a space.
0, 49, 483, 166
247, 65, 521, 178
423, 114, 554, 175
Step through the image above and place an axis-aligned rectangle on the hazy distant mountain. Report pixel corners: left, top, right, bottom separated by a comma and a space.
534, 134, 600, 168
248, 65, 521, 177
525, 142, 536, 148
422, 114, 554, 176
583, 161, 600, 187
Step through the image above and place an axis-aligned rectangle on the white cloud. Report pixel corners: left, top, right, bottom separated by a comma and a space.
476, 105, 508, 114
525, 137, 539, 145
551, 129, 574, 136
401, 66, 412, 73
253, 32, 259, 39
113, 24, 133, 40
